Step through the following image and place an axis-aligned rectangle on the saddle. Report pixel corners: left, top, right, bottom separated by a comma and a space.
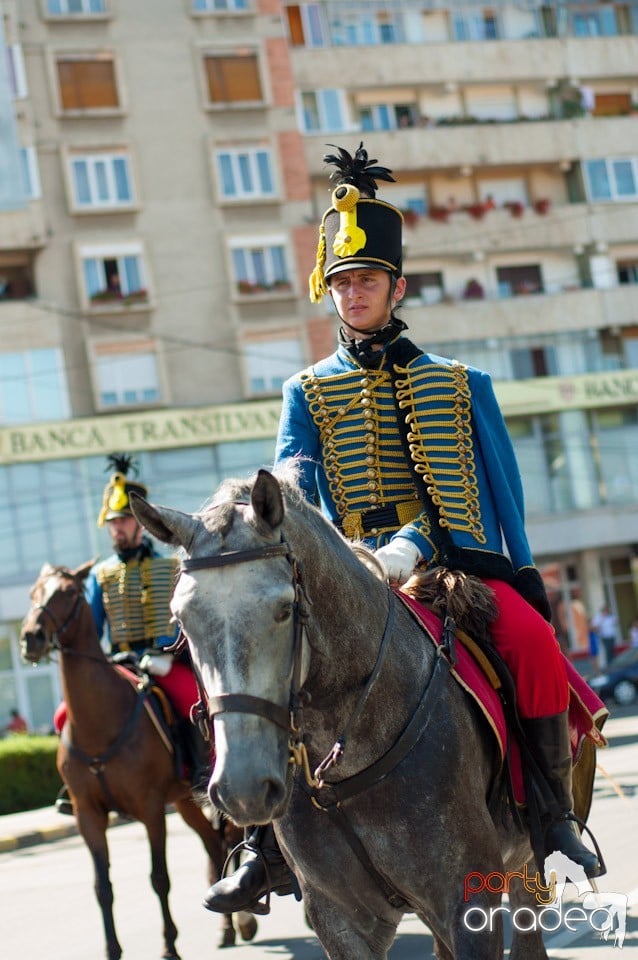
112, 659, 183, 773
395, 572, 608, 807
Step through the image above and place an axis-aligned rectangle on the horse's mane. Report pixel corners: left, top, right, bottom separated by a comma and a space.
199, 462, 384, 581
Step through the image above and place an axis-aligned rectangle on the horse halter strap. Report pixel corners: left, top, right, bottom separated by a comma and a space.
180, 540, 311, 743
35, 582, 85, 649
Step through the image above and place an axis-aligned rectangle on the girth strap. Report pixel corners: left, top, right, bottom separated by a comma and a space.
306, 649, 451, 809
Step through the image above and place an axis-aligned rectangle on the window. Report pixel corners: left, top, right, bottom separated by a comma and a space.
0, 349, 70, 423
403, 271, 444, 305
244, 337, 304, 394
45, 0, 108, 14
331, 8, 403, 46
0, 263, 34, 300
93, 341, 160, 407
20, 148, 41, 199
193, 0, 249, 10
511, 345, 557, 379
68, 150, 134, 210
584, 158, 638, 201
618, 260, 638, 284
359, 102, 418, 131
79, 244, 149, 308
299, 89, 346, 132
453, 9, 500, 41
6, 45, 27, 98
572, 7, 619, 37
285, 4, 328, 47
55, 55, 120, 112
496, 264, 543, 298
0, 460, 97, 583
230, 239, 291, 296
204, 52, 262, 105
215, 147, 274, 200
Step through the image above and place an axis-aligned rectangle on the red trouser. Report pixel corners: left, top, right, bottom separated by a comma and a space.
484, 579, 568, 719
53, 659, 200, 733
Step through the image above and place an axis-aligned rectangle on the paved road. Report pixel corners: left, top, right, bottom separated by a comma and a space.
1, 707, 636, 958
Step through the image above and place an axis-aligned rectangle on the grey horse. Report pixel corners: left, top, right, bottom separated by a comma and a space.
131, 468, 599, 960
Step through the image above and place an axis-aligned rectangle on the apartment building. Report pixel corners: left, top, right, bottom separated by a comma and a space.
1, 0, 638, 727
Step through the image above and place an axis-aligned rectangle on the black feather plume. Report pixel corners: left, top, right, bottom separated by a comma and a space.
323, 142, 395, 197
105, 453, 139, 477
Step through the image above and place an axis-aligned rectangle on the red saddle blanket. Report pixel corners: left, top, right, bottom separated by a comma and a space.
396, 591, 608, 804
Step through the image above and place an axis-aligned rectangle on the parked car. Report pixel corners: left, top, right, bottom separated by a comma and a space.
588, 648, 638, 706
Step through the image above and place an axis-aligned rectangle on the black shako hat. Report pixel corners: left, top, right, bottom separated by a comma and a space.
98, 453, 148, 526
309, 142, 403, 303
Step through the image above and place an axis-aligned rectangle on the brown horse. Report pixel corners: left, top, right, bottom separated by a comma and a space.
20, 560, 257, 959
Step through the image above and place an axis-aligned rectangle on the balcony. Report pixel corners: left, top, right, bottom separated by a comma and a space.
303, 115, 638, 175
400, 202, 638, 259
403, 285, 638, 345
292, 36, 638, 88
0, 202, 46, 251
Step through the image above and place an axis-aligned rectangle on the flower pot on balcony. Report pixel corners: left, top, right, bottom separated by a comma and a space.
534, 198, 551, 215
429, 206, 450, 223
464, 203, 488, 220
504, 201, 525, 218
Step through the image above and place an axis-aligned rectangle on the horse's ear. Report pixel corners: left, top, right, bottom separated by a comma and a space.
251, 469, 284, 532
129, 492, 197, 548
72, 558, 96, 582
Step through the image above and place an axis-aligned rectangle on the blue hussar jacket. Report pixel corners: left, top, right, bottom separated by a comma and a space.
275, 336, 537, 580
85, 539, 179, 653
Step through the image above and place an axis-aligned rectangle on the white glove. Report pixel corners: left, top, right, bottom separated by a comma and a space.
375, 539, 421, 585
139, 653, 174, 677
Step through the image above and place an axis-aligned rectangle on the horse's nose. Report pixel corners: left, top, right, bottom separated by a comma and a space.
20, 628, 45, 662
209, 774, 288, 826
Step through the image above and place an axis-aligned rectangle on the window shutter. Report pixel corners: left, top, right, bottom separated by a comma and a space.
286, 6, 305, 46
57, 59, 119, 109
205, 54, 261, 103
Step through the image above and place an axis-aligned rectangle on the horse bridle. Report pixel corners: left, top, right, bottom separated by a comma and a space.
33, 577, 86, 653
179, 538, 316, 779
178, 530, 405, 791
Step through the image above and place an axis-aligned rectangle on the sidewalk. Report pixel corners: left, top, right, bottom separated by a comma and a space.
0, 804, 132, 853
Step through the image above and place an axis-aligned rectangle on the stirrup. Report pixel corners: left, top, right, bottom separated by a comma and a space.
548, 812, 606, 879
220, 838, 277, 916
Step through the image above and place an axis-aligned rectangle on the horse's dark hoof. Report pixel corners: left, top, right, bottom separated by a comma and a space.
217, 926, 236, 949
237, 912, 258, 941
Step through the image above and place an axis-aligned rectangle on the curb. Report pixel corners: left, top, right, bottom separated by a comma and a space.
0, 810, 137, 854
0, 821, 78, 853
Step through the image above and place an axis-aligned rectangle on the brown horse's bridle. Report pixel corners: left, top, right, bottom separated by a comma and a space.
33, 577, 86, 653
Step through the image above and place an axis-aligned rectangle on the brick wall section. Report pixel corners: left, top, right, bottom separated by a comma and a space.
265, 37, 295, 108
293, 222, 319, 293
278, 131, 311, 201
307, 316, 337, 364
257, 0, 282, 14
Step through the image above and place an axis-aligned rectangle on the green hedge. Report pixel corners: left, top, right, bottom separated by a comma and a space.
0, 735, 62, 815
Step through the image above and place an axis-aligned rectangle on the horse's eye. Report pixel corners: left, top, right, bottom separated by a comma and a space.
274, 603, 293, 624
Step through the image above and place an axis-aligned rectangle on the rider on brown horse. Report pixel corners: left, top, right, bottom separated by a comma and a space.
55, 454, 209, 813
203, 143, 604, 917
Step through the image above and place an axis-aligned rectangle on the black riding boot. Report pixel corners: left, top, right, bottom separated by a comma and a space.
55, 784, 74, 816
178, 718, 211, 791
202, 823, 296, 915
522, 711, 603, 879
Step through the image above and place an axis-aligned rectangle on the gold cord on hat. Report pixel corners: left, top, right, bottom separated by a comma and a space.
97, 472, 128, 526
309, 220, 328, 304
332, 184, 366, 258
